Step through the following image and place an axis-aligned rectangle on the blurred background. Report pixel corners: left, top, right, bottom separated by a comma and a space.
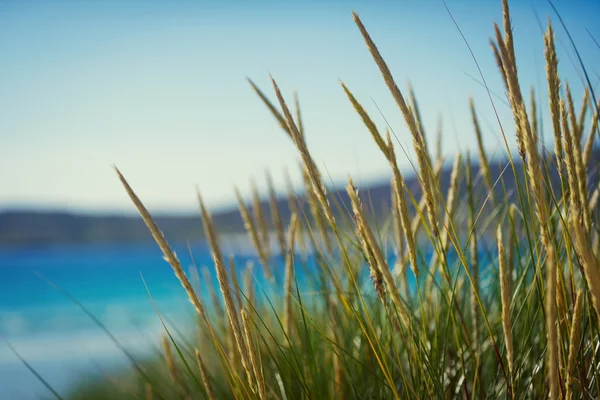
1, 0, 599, 398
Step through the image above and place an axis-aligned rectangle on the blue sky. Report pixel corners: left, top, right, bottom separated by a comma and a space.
0, 0, 598, 214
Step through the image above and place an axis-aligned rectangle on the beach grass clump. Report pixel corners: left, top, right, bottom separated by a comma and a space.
57, 0, 600, 398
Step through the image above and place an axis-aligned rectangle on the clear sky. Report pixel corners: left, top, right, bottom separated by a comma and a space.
0, 0, 598, 214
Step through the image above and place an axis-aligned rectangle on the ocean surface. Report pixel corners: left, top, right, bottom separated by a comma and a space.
0, 240, 281, 400
0, 236, 483, 399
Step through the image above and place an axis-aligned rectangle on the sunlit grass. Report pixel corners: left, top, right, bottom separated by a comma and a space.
22, 1, 600, 398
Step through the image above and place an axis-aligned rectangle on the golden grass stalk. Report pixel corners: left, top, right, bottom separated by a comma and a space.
270, 76, 336, 228
244, 261, 256, 308
339, 82, 419, 279
410, 157, 444, 237
352, 11, 439, 238
284, 167, 309, 259
391, 175, 404, 259
582, 97, 599, 167
589, 181, 600, 213
115, 168, 208, 322
546, 244, 559, 400
294, 91, 304, 138
228, 255, 243, 319
428, 154, 462, 286
571, 214, 600, 322
202, 266, 225, 321
544, 20, 564, 180
439, 154, 462, 260
347, 178, 410, 326
466, 154, 481, 381
248, 78, 292, 138
266, 170, 287, 257
576, 88, 589, 141
197, 192, 255, 388
561, 98, 585, 229
391, 176, 407, 294
251, 179, 271, 261
495, 1, 552, 253
241, 309, 267, 400
565, 289, 584, 400
162, 336, 191, 400
144, 383, 153, 400
497, 227, 513, 383
387, 133, 420, 279
530, 86, 539, 145
284, 213, 299, 337
236, 187, 273, 281
566, 85, 590, 231
302, 165, 333, 255
328, 296, 343, 398
469, 98, 494, 198
348, 182, 385, 303
435, 115, 443, 162
408, 83, 431, 159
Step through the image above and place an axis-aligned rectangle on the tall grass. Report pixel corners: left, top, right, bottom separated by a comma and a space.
61, 1, 600, 398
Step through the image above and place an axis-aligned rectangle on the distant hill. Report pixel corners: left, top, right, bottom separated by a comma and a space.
1, 148, 598, 247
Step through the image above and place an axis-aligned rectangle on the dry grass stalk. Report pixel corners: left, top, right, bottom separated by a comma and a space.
270, 76, 336, 228
284, 167, 309, 259
544, 20, 564, 180
337, 84, 419, 279
410, 157, 444, 237
241, 309, 267, 400
566, 85, 590, 231
284, 213, 299, 337
492, 42, 509, 93
248, 78, 292, 138
228, 255, 243, 318
494, 1, 552, 253
347, 178, 410, 326
301, 166, 333, 254
561, 99, 585, 230
293, 91, 304, 138
469, 99, 494, 198
428, 154, 462, 285
327, 296, 343, 398
266, 170, 287, 257
348, 182, 385, 303
589, 181, 600, 212
251, 179, 271, 260
546, 244, 559, 400
387, 133, 420, 279
576, 88, 589, 141
582, 97, 599, 167
202, 266, 225, 321
198, 192, 255, 389
341, 82, 388, 155
466, 155, 481, 358
352, 11, 439, 238
497, 227, 513, 383
162, 336, 191, 400
408, 83, 431, 159
565, 289, 584, 400
144, 383, 153, 400
115, 168, 208, 322
244, 261, 256, 307
236, 188, 273, 281
439, 154, 462, 261
391, 176, 407, 294
530, 86, 539, 145
571, 215, 600, 321
340, 81, 418, 278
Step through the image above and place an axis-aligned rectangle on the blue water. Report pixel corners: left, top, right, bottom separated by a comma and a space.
0, 241, 272, 399
0, 239, 499, 399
